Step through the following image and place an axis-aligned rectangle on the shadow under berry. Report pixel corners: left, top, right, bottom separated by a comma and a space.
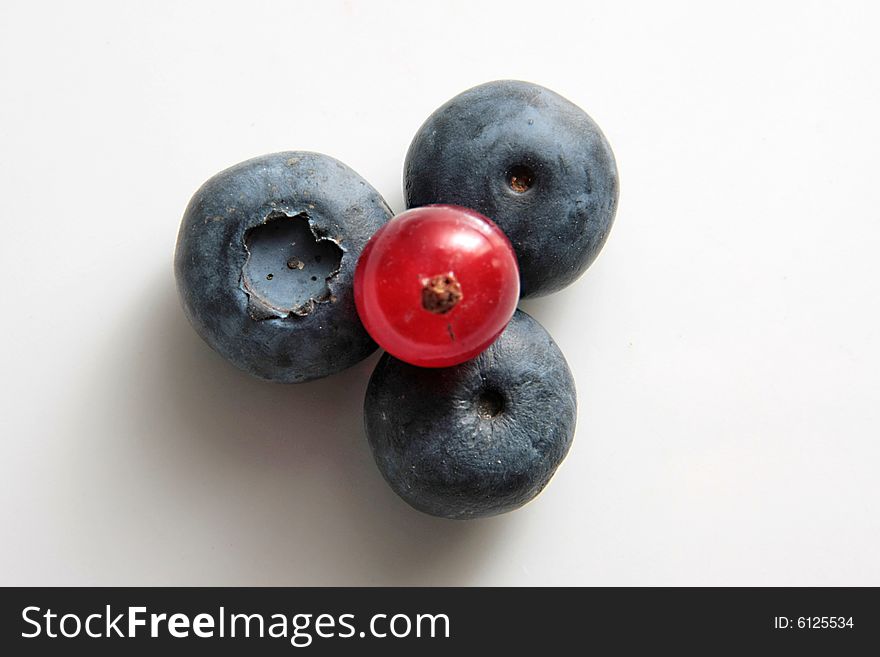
68, 270, 512, 585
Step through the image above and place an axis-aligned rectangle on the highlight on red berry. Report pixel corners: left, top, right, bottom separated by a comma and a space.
354, 205, 520, 368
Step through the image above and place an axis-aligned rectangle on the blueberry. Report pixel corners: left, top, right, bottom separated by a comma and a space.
404, 80, 619, 297
175, 151, 392, 383
364, 310, 576, 519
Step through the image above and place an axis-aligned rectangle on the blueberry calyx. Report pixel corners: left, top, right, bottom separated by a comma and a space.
476, 387, 506, 419
506, 164, 535, 193
240, 211, 343, 320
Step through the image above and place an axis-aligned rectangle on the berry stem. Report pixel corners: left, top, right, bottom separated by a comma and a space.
421, 272, 463, 314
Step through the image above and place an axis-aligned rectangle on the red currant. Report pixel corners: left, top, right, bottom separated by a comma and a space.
354, 205, 520, 368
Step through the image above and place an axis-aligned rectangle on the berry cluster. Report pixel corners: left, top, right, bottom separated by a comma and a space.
175, 81, 618, 519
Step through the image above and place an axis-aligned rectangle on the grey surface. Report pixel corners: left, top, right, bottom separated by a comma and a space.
365, 310, 577, 519
175, 151, 392, 382
405, 80, 618, 297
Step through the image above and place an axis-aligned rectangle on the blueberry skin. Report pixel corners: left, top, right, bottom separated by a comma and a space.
404, 80, 619, 298
364, 310, 577, 519
175, 151, 392, 383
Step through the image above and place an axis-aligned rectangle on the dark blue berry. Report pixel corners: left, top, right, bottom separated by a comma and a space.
405, 80, 619, 297
175, 151, 392, 383
364, 310, 577, 519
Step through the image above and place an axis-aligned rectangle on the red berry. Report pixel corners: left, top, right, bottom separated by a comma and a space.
354, 205, 520, 368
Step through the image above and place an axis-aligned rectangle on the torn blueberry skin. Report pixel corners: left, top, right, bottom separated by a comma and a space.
174, 151, 393, 383
405, 80, 619, 298
364, 310, 577, 519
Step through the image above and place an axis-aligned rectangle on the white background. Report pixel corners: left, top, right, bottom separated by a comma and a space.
1, 0, 878, 586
